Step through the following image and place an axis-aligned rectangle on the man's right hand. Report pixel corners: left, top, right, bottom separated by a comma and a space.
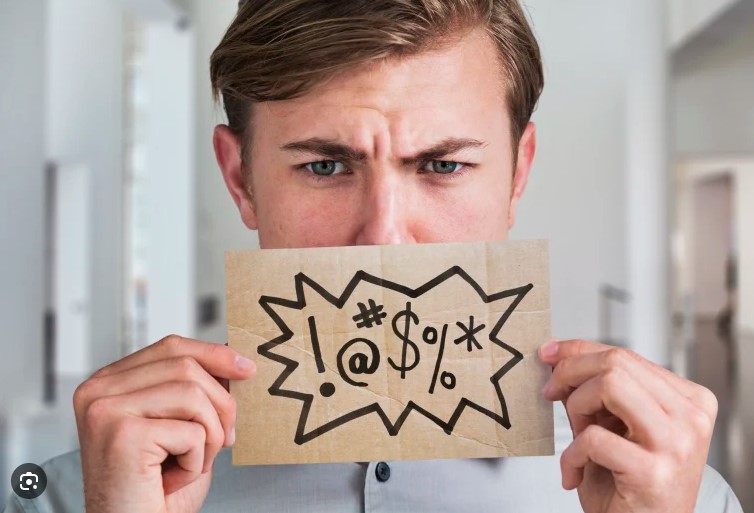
72, 335, 256, 513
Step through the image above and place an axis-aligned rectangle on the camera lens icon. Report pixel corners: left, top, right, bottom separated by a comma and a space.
11, 463, 47, 499
19, 472, 39, 491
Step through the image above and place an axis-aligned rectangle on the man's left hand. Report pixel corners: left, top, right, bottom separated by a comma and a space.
539, 339, 718, 513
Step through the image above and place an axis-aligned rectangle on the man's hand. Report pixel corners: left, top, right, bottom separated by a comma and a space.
539, 339, 718, 513
73, 335, 256, 513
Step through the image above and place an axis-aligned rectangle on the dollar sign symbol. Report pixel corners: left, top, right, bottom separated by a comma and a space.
388, 301, 420, 379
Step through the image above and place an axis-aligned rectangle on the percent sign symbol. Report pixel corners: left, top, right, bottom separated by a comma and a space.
423, 324, 456, 394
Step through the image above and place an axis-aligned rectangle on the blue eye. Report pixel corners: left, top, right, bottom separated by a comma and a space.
305, 160, 347, 176
423, 160, 465, 174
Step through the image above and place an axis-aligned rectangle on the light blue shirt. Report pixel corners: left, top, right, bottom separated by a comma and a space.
3, 405, 743, 512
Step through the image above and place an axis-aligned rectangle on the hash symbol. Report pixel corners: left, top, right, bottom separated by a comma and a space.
352, 299, 387, 329
454, 315, 486, 352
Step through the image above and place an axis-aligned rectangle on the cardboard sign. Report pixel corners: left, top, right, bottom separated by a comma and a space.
226, 240, 554, 465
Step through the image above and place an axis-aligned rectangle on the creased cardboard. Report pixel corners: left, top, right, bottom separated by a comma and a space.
226, 240, 554, 465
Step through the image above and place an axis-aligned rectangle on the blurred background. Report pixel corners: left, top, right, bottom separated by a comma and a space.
1, 0, 752, 508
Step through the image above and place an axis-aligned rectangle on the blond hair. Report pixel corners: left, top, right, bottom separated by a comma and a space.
210, 0, 543, 161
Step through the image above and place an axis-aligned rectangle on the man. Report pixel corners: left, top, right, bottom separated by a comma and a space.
4, 1, 743, 512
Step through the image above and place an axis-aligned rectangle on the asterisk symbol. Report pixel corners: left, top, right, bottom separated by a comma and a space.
454, 316, 486, 352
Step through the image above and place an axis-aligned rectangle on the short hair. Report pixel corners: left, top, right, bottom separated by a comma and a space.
211, 0, 543, 163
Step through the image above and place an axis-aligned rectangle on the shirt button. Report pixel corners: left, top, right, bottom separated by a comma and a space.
375, 461, 391, 482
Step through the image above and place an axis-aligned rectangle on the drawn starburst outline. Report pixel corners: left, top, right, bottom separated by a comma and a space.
257, 266, 533, 445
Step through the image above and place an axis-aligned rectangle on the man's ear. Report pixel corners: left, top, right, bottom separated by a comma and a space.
507, 122, 536, 230
213, 125, 258, 230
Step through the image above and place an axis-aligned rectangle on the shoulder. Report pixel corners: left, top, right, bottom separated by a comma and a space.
695, 465, 744, 513
2, 450, 85, 513
40, 449, 83, 476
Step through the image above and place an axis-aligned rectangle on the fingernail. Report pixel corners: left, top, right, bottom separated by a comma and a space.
540, 340, 559, 358
229, 426, 236, 446
235, 355, 255, 371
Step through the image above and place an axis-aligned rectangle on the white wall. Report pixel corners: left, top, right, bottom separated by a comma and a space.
143, 22, 197, 343
0, 0, 47, 412
668, 0, 740, 49
47, 0, 125, 371
190, 0, 259, 343
673, 26, 754, 155
512, 0, 630, 341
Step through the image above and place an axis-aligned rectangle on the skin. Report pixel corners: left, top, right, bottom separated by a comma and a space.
73, 27, 718, 513
217, 29, 525, 246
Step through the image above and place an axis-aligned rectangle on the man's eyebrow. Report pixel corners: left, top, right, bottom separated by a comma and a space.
280, 137, 487, 163
280, 138, 368, 162
401, 138, 488, 165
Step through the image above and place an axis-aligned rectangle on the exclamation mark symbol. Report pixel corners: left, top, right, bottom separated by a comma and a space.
308, 316, 335, 397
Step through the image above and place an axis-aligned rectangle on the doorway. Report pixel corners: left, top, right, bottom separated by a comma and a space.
671, 157, 754, 511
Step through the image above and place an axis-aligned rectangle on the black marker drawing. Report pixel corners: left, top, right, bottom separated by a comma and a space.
257, 266, 534, 445
336, 338, 380, 388
424, 324, 454, 394
352, 299, 387, 328
388, 301, 420, 379
454, 315, 486, 352
306, 316, 336, 397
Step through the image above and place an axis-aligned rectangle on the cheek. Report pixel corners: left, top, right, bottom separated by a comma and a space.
297, 196, 360, 247
412, 175, 512, 243
255, 184, 361, 248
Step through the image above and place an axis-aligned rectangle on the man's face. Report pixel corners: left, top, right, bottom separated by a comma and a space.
215, 28, 536, 249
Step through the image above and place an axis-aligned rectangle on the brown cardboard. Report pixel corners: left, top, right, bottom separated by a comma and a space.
226, 240, 554, 465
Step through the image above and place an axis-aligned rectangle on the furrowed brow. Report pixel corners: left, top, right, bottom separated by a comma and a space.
281, 138, 368, 162
280, 137, 487, 164
401, 138, 488, 166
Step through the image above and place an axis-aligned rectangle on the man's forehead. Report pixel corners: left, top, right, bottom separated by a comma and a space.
312, 29, 500, 102
253, 28, 508, 145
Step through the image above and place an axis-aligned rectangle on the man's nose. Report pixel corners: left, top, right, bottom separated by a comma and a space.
353, 172, 415, 246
